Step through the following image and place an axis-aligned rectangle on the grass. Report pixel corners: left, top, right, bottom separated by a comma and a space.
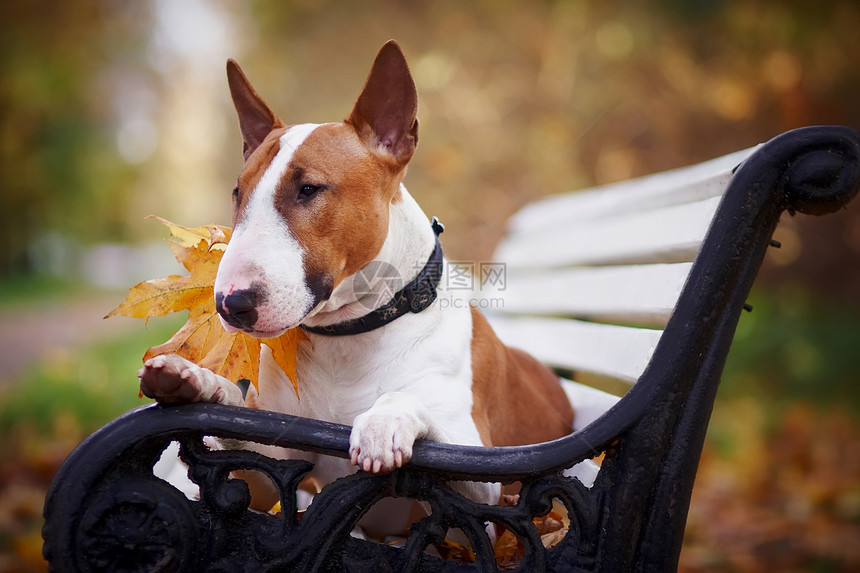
705, 286, 860, 463
720, 287, 860, 412
0, 275, 90, 310
0, 308, 184, 571
0, 314, 184, 444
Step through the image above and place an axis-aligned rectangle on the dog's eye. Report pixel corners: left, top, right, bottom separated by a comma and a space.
232, 185, 239, 199
299, 184, 322, 199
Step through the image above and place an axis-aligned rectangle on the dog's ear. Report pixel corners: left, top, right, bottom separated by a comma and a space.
227, 59, 284, 161
347, 40, 419, 166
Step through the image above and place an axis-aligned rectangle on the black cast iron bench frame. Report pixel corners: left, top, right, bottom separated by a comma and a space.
42, 125, 860, 572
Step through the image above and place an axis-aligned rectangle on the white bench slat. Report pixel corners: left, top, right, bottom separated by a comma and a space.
486, 314, 662, 383
561, 378, 622, 431
489, 263, 692, 326
494, 196, 721, 269
508, 146, 755, 233
483, 148, 757, 393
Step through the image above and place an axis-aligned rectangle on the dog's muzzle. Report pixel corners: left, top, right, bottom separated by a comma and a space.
215, 288, 260, 332
215, 275, 333, 335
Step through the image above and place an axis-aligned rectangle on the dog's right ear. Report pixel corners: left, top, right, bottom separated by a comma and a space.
226, 59, 284, 160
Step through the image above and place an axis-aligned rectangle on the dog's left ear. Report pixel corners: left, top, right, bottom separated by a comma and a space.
348, 40, 419, 167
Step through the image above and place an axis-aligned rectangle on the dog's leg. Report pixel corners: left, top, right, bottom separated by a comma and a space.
349, 391, 430, 474
139, 354, 294, 510
350, 391, 502, 506
138, 353, 245, 407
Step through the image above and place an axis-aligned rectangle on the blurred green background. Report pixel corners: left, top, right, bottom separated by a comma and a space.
1, 0, 858, 570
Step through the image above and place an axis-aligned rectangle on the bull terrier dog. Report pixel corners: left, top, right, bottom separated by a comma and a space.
139, 40, 574, 515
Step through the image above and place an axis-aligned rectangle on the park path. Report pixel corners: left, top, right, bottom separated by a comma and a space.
0, 294, 138, 390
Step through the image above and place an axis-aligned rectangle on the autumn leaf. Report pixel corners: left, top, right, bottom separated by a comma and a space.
493, 508, 569, 569
107, 217, 306, 395
148, 216, 230, 253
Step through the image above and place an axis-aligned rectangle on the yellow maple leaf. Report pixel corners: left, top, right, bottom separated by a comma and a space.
107, 217, 306, 396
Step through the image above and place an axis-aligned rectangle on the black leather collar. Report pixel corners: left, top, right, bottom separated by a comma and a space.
301, 218, 445, 336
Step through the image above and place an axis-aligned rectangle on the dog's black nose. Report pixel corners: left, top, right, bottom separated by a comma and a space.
215, 289, 259, 331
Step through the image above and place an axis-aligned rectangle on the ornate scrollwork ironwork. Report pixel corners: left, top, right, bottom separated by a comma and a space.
77, 478, 198, 572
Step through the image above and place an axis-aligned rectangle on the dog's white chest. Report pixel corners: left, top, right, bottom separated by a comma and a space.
255, 294, 480, 444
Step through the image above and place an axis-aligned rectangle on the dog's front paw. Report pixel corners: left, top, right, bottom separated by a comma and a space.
138, 354, 244, 407
349, 409, 423, 474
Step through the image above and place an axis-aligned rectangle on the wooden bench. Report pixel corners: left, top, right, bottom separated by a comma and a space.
42, 125, 860, 572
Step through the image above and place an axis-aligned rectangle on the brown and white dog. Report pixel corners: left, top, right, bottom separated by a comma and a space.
139, 41, 574, 511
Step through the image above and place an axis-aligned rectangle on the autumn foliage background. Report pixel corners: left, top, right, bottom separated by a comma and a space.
1, 1, 859, 571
